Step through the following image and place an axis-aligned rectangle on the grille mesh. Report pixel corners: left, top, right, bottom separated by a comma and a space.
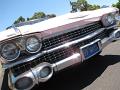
11, 48, 74, 76
42, 21, 103, 50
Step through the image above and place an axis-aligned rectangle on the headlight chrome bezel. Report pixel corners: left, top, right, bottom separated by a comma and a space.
102, 13, 116, 27
14, 77, 34, 90
0, 42, 20, 62
25, 36, 42, 54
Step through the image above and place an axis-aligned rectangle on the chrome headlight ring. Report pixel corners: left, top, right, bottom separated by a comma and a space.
25, 36, 42, 53
9, 70, 37, 90
0, 42, 20, 62
102, 13, 116, 27
31, 62, 53, 83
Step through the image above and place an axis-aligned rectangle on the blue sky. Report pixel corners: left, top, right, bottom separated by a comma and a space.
0, 0, 118, 31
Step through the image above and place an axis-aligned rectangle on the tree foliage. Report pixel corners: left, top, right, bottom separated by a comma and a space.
14, 16, 25, 24
14, 12, 56, 24
70, 0, 100, 12
28, 12, 46, 20
112, 0, 120, 12
77, 0, 89, 11
88, 4, 100, 10
70, 2, 78, 12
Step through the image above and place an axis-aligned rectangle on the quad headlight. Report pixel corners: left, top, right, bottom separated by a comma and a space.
25, 36, 42, 53
39, 66, 52, 78
15, 77, 33, 90
1, 42, 20, 62
102, 13, 116, 27
107, 14, 115, 24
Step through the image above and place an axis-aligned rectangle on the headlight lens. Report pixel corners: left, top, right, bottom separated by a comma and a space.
25, 36, 42, 53
102, 13, 116, 27
39, 66, 52, 78
15, 77, 33, 90
107, 14, 115, 25
1, 43, 20, 61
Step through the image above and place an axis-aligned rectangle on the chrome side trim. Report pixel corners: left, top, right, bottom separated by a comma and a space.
102, 28, 120, 48
105, 25, 117, 30
3, 28, 105, 69
111, 29, 120, 40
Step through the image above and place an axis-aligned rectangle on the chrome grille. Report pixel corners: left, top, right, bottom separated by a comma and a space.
11, 48, 74, 77
11, 30, 108, 77
42, 21, 103, 50
11, 21, 108, 77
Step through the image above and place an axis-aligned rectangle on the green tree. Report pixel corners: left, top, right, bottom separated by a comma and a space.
27, 18, 30, 21
88, 4, 100, 10
77, 0, 89, 11
70, 0, 100, 12
70, 1, 78, 12
29, 12, 46, 20
112, 4, 116, 7
14, 16, 25, 24
14, 12, 56, 23
112, 0, 120, 12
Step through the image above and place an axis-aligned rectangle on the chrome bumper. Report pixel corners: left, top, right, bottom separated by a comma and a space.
8, 28, 120, 90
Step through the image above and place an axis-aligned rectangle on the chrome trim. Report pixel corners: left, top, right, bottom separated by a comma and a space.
47, 28, 104, 52
105, 25, 117, 30
80, 39, 102, 60
25, 36, 42, 54
8, 28, 120, 90
101, 28, 120, 48
101, 37, 113, 48
31, 62, 53, 83
1, 42, 21, 63
3, 28, 105, 69
8, 70, 37, 90
54, 53, 81, 71
102, 14, 117, 27
9, 62, 53, 90
111, 29, 120, 40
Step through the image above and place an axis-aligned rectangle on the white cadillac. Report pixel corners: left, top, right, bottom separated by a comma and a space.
0, 7, 120, 90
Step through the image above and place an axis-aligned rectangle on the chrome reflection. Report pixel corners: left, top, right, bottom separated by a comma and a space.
3, 28, 105, 69
31, 62, 53, 83
54, 53, 81, 71
8, 70, 37, 90
112, 29, 120, 40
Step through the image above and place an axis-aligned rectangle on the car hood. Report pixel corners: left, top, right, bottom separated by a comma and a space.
0, 7, 118, 42
17, 7, 118, 34
0, 28, 21, 41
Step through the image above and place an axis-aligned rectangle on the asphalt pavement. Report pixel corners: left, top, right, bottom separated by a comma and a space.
1, 40, 120, 90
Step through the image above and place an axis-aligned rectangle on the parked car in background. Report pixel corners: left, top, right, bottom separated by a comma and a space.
0, 7, 120, 90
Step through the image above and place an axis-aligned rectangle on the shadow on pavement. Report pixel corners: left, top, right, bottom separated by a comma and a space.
1, 55, 120, 90
32, 55, 120, 90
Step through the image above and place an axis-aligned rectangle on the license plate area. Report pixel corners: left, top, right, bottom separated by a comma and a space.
80, 39, 101, 60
